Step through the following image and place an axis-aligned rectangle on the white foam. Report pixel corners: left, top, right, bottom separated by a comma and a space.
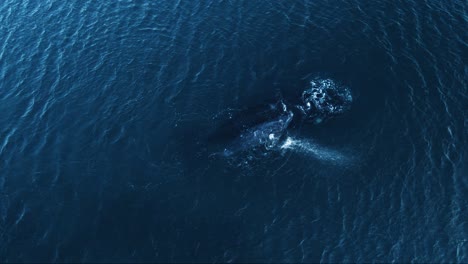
280, 136, 348, 163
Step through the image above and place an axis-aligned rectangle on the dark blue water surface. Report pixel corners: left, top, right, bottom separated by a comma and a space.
1, 0, 467, 262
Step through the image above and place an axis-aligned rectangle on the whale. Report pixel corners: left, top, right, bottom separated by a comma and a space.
210, 77, 352, 158
222, 108, 293, 156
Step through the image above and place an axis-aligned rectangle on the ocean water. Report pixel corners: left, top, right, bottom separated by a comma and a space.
0, 0, 466, 262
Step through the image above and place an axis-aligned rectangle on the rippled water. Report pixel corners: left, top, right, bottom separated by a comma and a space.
0, 0, 466, 262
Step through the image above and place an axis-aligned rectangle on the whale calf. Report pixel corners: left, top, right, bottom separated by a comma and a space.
297, 78, 352, 124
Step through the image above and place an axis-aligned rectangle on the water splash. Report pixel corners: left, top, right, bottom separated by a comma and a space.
280, 136, 350, 163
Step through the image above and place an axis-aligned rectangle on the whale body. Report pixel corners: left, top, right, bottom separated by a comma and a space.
222, 109, 293, 156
